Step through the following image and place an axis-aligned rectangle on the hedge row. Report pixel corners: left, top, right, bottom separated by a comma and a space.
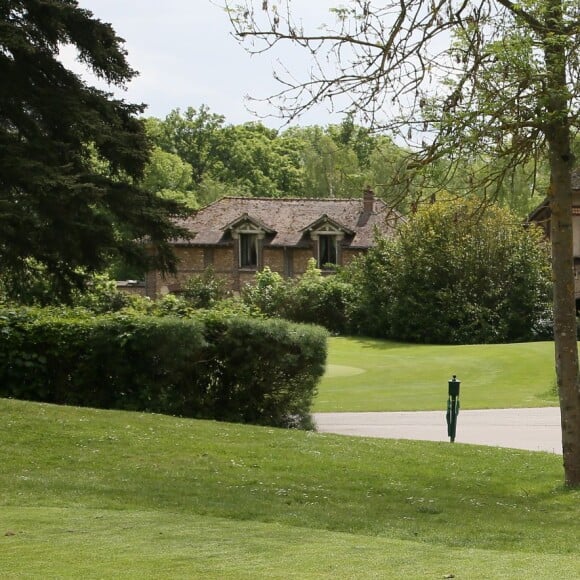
0, 308, 327, 428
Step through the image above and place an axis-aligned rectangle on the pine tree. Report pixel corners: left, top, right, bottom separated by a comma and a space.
0, 0, 189, 299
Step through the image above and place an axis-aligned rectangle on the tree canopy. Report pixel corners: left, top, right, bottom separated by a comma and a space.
351, 198, 552, 343
0, 0, 189, 299
145, 104, 548, 214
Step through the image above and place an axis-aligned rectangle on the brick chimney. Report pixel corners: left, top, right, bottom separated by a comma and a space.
363, 186, 374, 213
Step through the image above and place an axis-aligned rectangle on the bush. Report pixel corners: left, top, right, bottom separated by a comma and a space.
351, 199, 552, 344
198, 312, 327, 428
241, 267, 289, 318
0, 307, 327, 428
181, 266, 230, 308
284, 261, 355, 333
72, 274, 135, 313
242, 261, 355, 333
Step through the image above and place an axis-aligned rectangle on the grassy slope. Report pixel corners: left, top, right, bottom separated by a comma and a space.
314, 337, 557, 412
2, 398, 579, 579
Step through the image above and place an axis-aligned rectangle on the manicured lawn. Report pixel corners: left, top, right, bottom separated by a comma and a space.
314, 337, 558, 412
2, 398, 579, 578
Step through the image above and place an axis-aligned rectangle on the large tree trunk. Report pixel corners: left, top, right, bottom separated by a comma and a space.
545, 0, 580, 486
549, 156, 580, 487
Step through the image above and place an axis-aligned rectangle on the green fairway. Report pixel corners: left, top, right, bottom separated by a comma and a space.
1, 398, 579, 578
315, 337, 558, 412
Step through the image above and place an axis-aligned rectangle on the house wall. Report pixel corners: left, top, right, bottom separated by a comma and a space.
292, 248, 315, 276
263, 247, 285, 274
343, 248, 364, 266
213, 247, 236, 273
145, 243, 369, 298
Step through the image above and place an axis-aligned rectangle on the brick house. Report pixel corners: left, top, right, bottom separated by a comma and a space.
527, 170, 580, 305
145, 189, 402, 297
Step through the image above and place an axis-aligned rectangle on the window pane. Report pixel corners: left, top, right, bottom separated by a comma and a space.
240, 234, 258, 267
319, 236, 337, 267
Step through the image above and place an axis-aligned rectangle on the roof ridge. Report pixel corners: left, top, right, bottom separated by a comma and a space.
218, 195, 372, 202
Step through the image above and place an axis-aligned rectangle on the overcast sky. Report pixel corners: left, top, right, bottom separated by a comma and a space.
70, 0, 343, 128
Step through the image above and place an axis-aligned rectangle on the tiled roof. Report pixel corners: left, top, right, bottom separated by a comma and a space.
173, 196, 401, 248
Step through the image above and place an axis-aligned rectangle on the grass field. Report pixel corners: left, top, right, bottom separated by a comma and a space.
2, 398, 579, 579
314, 337, 558, 412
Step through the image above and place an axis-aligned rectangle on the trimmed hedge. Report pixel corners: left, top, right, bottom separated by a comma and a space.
0, 308, 327, 428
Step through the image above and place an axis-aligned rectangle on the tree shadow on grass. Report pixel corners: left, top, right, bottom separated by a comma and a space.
345, 337, 431, 351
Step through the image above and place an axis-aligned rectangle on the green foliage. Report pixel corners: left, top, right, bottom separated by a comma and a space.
283, 260, 355, 333
150, 106, 226, 186
346, 245, 396, 338
241, 267, 289, 317
181, 267, 230, 309
145, 104, 547, 215
242, 262, 354, 333
352, 199, 552, 344
0, 307, 327, 428
71, 274, 135, 314
0, 259, 56, 307
140, 145, 197, 209
199, 313, 327, 428
0, 2, 190, 300
0, 265, 135, 312
212, 123, 305, 197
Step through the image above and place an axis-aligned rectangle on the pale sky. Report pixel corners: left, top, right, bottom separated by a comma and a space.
70, 0, 343, 127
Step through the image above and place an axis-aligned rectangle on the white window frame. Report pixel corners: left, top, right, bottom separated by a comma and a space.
231, 222, 265, 270
310, 223, 344, 269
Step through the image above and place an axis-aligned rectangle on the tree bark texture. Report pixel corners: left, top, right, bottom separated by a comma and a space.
545, 0, 580, 486
550, 160, 580, 487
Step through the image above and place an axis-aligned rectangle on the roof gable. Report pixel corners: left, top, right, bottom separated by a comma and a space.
222, 212, 276, 234
301, 214, 355, 236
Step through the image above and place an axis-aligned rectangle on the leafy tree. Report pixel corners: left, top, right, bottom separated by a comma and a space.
294, 125, 364, 198
0, 1, 189, 299
212, 122, 304, 196
141, 146, 197, 209
351, 199, 551, 344
226, 0, 580, 486
149, 106, 226, 186
150, 108, 305, 198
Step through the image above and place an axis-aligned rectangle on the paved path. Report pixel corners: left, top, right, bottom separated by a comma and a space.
314, 407, 562, 454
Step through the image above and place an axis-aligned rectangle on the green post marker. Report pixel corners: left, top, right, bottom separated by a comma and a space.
446, 375, 461, 442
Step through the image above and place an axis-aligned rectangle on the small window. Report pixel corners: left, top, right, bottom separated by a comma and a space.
240, 233, 258, 268
318, 235, 338, 268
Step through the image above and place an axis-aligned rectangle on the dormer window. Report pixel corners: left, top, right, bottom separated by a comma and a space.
318, 234, 338, 267
303, 215, 353, 270
240, 233, 259, 268
223, 213, 275, 271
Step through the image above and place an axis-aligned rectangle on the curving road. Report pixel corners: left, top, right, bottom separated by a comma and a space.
314, 407, 562, 454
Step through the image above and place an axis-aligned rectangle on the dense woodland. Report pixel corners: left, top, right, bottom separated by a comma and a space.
140, 105, 563, 218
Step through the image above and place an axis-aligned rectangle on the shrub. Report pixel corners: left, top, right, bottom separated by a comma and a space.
181, 266, 230, 308
197, 312, 327, 428
72, 274, 135, 314
241, 267, 289, 317
351, 199, 552, 344
242, 261, 355, 333
0, 307, 327, 428
284, 260, 355, 333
